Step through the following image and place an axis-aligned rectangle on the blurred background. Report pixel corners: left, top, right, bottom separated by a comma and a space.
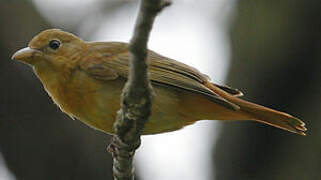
1, 0, 320, 180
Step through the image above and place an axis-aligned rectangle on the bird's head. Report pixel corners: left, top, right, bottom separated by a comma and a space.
12, 29, 85, 69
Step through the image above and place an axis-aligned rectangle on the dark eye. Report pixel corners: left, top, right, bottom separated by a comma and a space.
49, 40, 60, 50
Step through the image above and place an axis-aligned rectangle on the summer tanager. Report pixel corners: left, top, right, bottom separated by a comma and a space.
12, 29, 307, 135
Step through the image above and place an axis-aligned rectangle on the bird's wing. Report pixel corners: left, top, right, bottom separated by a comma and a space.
212, 83, 243, 97
80, 42, 240, 110
84, 63, 119, 81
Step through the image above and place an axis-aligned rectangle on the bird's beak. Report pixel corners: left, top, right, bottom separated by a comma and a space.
12, 47, 42, 65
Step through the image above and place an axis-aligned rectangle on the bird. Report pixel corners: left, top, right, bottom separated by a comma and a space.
12, 29, 307, 136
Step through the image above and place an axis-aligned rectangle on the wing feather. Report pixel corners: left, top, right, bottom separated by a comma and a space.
81, 42, 240, 110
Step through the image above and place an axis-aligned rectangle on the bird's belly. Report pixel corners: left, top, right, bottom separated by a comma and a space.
53, 73, 202, 135
143, 85, 198, 134
70, 82, 199, 135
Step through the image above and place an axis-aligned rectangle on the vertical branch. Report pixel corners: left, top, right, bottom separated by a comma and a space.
108, 0, 171, 180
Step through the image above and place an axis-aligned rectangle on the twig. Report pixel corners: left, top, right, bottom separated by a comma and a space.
108, 0, 171, 180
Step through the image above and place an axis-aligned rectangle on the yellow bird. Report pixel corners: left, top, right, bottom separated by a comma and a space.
12, 29, 306, 135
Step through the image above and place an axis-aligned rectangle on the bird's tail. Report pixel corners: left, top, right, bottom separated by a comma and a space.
205, 82, 307, 136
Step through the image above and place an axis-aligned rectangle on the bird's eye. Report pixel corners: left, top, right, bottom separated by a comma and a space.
49, 40, 60, 50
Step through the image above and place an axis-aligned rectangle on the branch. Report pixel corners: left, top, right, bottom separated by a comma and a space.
108, 0, 171, 180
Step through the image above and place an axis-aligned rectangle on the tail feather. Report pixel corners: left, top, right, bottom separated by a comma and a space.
231, 97, 306, 135
204, 82, 307, 136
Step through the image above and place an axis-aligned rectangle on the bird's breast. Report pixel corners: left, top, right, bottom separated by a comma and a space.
57, 70, 124, 132
35, 67, 122, 133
